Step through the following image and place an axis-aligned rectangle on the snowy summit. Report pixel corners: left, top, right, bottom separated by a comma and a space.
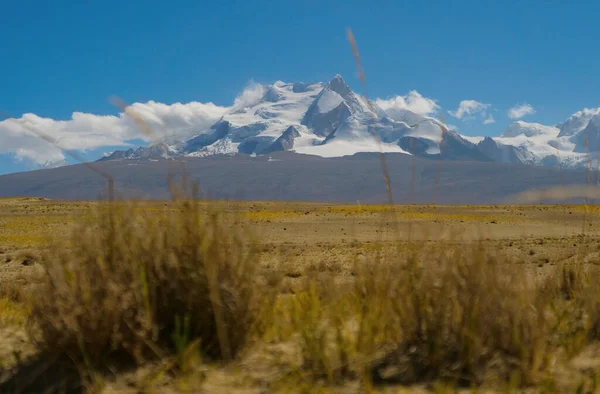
101, 75, 600, 169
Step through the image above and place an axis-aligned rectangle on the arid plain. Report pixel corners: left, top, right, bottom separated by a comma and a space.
2, 197, 600, 393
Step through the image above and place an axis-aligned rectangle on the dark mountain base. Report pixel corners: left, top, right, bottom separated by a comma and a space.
0, 152, 591, 204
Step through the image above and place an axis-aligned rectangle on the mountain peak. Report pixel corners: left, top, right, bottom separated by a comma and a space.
558, 107, 600, 137
262, 85, 285, 102
588, 113, 600, 127
327, 74, 352, 97
501, 121, 558, 139
95, 75, 600, 170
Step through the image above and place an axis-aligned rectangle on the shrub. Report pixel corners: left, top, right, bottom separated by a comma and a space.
29, 194, 261, 369
369, 245, 550, 386
277, 243, 552, 387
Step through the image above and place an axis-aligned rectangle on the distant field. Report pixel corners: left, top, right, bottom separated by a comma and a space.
2, 198, 600, 392
1, 198, 597, 271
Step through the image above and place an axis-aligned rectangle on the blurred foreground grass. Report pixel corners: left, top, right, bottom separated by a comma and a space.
1, 197, 600, 393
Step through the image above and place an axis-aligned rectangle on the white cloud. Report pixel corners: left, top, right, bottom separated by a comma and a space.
507, 103, 536, 119
375, 90, 439, 117
0, 100, 229, 166
483, 114, 495, 124
232, 80, 266, 111
448, 100, 490, 120
0, 80, 276, 167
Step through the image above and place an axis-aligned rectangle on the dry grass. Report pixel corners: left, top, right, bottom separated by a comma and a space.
4, 199, 600, 392
26, 189, 263, 377
367, 246, 549, 386
0, 281, 29, 328
0, 299, 28, 328
264, 244, 554, 389
249, 238, 600, 392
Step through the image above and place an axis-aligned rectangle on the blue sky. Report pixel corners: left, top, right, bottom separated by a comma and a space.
2, 0, 600, 174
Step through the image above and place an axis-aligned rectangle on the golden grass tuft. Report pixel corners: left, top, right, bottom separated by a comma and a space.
264, 243, 600, 389
366, 245, 550, 386
28, 190, 262, 370
0, 298, 29, 328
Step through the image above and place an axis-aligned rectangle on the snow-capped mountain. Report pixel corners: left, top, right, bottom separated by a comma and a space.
557, 108, 600, 138
100, 74, 600, 169
487, 116, 600, 168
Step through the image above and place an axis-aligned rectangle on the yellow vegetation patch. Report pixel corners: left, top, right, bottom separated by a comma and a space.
316, 204, 396, 215
246, 204, 396, 221
244, 204, 527, 224
569, 204, 600, 215
245, 209, 306, 221
0, 298, 29, 328
0, 216, 74, 248
0, 235, 48, 248
398, 211, 495, 221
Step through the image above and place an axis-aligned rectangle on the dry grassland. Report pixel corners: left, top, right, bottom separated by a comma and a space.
2, 197, 600, 393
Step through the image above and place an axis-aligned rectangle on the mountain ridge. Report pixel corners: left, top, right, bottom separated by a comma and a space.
98, 74, 599, 170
